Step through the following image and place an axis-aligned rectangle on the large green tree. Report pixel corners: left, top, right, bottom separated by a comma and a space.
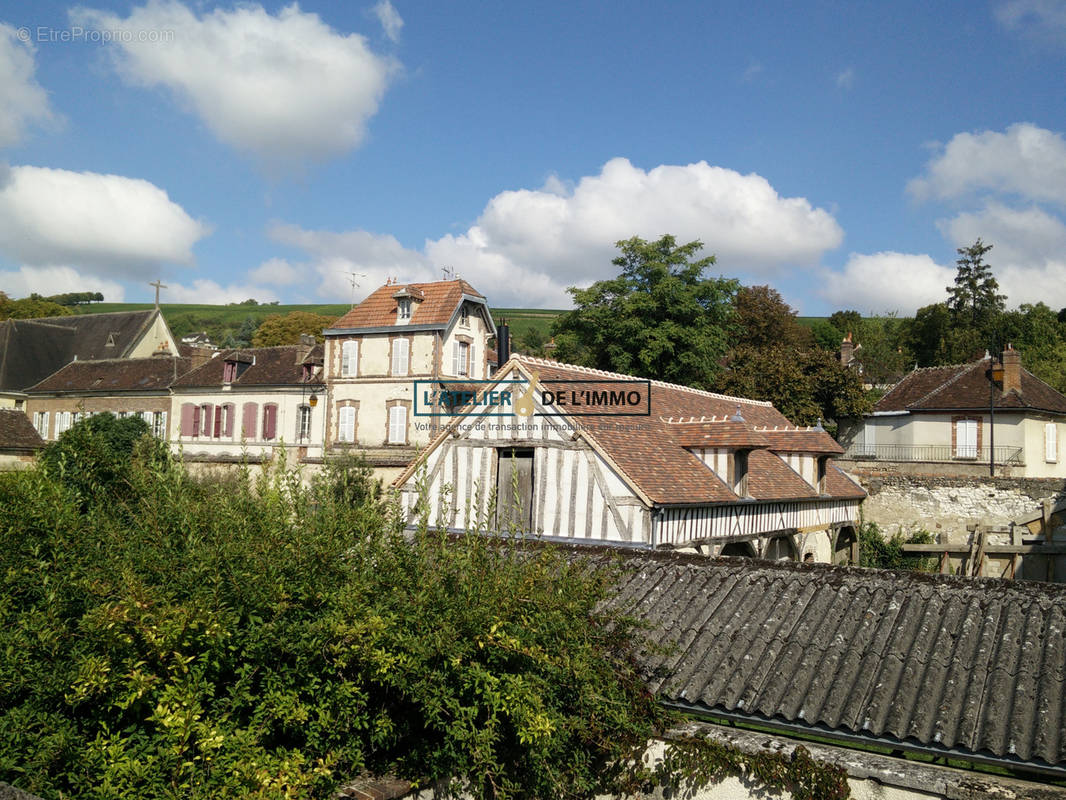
946, 238, 1005, 330
551, 236, 738, 389
251, 311, 337, 346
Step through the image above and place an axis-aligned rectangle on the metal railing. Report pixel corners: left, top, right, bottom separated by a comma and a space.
842, 443, 1024, 465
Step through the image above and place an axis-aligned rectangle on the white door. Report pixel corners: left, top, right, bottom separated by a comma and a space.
956, 419, 977, 458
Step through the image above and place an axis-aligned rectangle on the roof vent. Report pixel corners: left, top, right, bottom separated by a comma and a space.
730, 406, 745, 423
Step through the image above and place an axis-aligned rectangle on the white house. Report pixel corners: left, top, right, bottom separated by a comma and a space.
393, 355, 865, 562
840, 346, 1066, 478
169, 343, 325, 462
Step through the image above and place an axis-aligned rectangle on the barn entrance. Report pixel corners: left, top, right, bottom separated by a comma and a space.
496, 448, 534, 532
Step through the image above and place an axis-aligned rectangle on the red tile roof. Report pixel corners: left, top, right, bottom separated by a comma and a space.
330, 280, 485, 330
172, 345, 323, 389
876, 357, 1066, 414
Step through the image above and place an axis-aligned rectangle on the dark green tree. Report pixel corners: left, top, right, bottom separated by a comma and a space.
251, 311, 335, 346
551, 235, 738, 389
946, 239, 1005, 330
732, 285, 812, 350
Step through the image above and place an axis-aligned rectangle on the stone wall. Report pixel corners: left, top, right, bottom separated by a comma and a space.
849, 470, 1066, 539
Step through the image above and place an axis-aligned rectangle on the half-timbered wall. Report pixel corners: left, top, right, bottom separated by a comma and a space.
654, 500, 862, 546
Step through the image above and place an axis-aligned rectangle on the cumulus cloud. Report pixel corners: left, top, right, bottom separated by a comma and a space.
373, 0, 403, 42
72, 1, 396, 170
163, 278, 279, 305
820, 252, 955, 315
0, 164, 209, 275
995, 0, 1066, 44
0, 265, 126, 302
908, 123, 1066, 204
0, 24, 58, 148
248, 256, 304, 286
266, 158, 843, 307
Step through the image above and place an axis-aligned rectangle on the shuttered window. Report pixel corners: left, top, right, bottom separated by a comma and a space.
262, 403, 278, 441
388, 405, 407, 444
153, 411, 167, 438
341, 340, 358, 376
242, 403, 258, 439
452, 341, 469, 377
199, 404, 213, 437
222, 403, 235, 438
338, 406, 356, 443
1046, 423, 1058, 463
955, 419, 978, 459
180, 403, 195, 437
296, 405, 312, 441
391, 338, 409, 376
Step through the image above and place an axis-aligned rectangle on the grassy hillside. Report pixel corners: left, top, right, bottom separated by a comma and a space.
79, 303, 564, 348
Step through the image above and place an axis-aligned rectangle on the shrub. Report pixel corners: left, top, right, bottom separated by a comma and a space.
859, 522, 936, 571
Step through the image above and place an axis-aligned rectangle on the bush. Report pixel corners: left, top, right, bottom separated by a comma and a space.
859, 522, 936, 571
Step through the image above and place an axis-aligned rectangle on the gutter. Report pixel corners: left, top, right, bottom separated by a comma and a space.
662, 702, 1066, 783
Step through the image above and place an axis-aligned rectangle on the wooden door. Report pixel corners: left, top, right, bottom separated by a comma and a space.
496, 448, 534, 532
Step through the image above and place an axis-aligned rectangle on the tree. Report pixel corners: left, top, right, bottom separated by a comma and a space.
251, 312, 337, 347
946, 238, 1005, 329
732, 285, 812, 351
0, 293, 73, 320
551, 236, 738, 389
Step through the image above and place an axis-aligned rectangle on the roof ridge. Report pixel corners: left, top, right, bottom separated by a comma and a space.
904, 361, 977, 408
513, 355, 774, 406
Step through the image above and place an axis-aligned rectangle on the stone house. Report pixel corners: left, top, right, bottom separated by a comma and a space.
322, 279, 495, 480
0, 309, 179, 409
394, 355, 865, 561
839, 346, 1066, 478
22, 355, 189, 442
0, 409, 44, 469
169, 343, 325, 463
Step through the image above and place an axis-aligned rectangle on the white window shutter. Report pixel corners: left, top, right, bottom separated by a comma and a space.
1046, 423, 1057, 462
388, 406, 407, 444
339, 406, 355, 442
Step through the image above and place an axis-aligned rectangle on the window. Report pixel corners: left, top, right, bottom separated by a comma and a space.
262, 404, 278, 441
33, 411, 49, 439
459, 303, 470, 327
1046, 423, 1058, 463
338, 406, 356, 443
732, 450, 750, 497
199, 404, 213, 437
398, 298, 411, 320
241, 403, 258, 439
219, 404, 235, 438
223, 361, 237, 383
388, 405, 407, 444
452, 341, 469, 377
152, 411, 167, 438
341, 340, 359, 376
955, 419, 978, 459
297, 405, 312, 441
495, 448, 534, 531
391, 338, 410, 376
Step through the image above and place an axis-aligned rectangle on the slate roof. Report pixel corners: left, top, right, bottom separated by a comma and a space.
876, 357, 1066, 415
0, 310, 165, 393
329, 280, 486, 331
591, 546, 1066, 773
511, 356, 864, 505
0, 410, 44, 452
26, 357, 190, 394
171, 345, 324, 389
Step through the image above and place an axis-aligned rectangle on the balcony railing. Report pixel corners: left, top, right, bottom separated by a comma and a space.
842, 443, 1024, 465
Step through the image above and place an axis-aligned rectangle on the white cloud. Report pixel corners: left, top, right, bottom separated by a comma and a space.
0, 265, 125, 301
266, 158, 843, 307
995, 0, 1066, 44
373, 0, 403, 43
820, 252, 955, 315
0, 164, 209, 274
164, 278, 278, 305
72, 1, 396, 170
248, 256, 303, 286
908, 123, 1066, 204
835, 67, 856, 89
0, 24, 58, 148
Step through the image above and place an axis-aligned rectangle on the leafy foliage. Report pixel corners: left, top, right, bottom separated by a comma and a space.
0, 447, 678, 799
946, 239, 1005, 331
551, 235, 739, 389
858, 522, 936, 571
251, 311, 338, 346
0, 292, 73, 320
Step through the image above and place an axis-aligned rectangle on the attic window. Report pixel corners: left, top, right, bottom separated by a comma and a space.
732, 449, 750, 498
223, 361, 237, 383
398, 298, 412, 320
460, 303, 470, 326
106, 333, 117, 347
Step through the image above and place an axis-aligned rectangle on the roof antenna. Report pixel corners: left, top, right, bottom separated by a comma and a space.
441, 265, 455, 280
343, 271, 367, 309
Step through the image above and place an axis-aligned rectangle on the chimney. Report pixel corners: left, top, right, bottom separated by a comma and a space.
839, 332, 855, 366
1002, 344, 1021, 394
497, 322, 510, 364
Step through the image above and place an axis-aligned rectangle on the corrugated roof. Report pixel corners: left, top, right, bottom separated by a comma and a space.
26, 357, 190, 394
330, 280, 485, 330
877, 358, 1066, 415
0, 410, 44, 452
171, 345, 324, 389
591, 546, 1066, 771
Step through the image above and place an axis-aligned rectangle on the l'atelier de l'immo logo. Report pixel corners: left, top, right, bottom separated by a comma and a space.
412, 372, 651, 418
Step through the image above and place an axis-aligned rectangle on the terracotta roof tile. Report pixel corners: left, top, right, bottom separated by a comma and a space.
331, 280, 485, 330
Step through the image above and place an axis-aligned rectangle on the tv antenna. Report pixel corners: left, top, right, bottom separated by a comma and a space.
343, 271, 367, 309
441, 265, 456, 280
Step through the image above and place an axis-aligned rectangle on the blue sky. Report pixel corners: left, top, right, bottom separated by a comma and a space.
1, 0, 1065, 314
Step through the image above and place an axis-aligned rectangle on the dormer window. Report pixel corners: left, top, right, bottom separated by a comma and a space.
460, 303, 470, 327
732, 449, 750, 498
398, 297, 411, 320
223, 361, 237, 383
817, 456, 829, 494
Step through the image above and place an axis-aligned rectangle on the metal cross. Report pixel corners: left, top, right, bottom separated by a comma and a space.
149, 279, 167, 308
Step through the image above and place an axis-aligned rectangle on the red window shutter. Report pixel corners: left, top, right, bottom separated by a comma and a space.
181, 403, 195, 436
263, 404, 277, 440
192, 404, 201, 437
223, 403, 235, 437
213, 405, 222, 438
242, 403, 258, 438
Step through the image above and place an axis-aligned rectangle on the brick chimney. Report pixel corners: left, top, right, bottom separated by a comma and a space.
1001, 344, 1021, 394
839, 332, 855, 366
